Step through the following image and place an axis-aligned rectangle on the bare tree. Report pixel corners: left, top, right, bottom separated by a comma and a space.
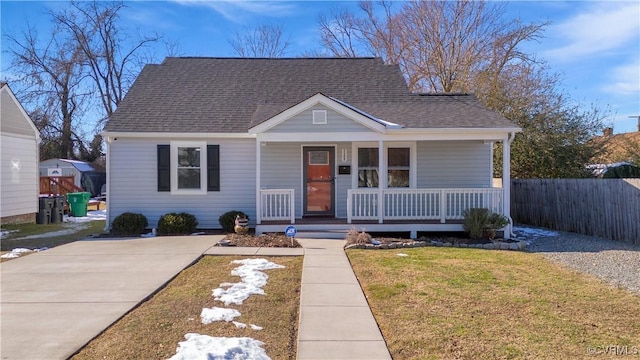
4, 1, 161, 160
229, 23, 290, 57
5, 25, 89, 159
316, 0, 607, 178
52, 1, 160, 127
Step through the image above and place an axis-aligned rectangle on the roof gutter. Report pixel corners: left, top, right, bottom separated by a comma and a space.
101, 131, 257, 139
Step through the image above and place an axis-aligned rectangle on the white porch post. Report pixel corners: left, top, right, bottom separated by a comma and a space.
256, 138, 262, 225
378, 139, 385, 224
502, 133, 514, 238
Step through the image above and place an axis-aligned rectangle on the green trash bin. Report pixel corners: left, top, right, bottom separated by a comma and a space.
67, 192, 91, 217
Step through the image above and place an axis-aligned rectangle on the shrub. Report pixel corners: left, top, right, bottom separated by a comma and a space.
158, 212, 198, 235
111, 212, 148, 235
487, 212, 510, 230
219, 210, 249, 233
462, 208, 510, 240
345, 227, 372, 246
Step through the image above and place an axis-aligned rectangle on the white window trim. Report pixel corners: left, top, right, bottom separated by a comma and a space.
352, 141, 416, 189
170, 141, 207, 195
312, 110, 327, 125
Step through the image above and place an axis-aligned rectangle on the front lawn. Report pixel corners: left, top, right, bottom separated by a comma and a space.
347, 247, 640, 359
71, 256, 302, 360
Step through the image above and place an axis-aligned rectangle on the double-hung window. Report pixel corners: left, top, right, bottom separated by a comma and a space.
176, 145, 203, 190
356, 145, 413, 188
157, 142, 219, 195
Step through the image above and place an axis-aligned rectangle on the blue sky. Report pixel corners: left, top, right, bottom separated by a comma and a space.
2, 1, 639, 134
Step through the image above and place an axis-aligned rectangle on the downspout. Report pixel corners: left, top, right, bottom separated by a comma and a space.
502, 132, 515, 238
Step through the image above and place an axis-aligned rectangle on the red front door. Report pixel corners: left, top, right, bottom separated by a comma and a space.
303, 147, 335, 216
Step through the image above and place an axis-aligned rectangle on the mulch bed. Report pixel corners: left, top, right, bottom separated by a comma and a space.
222, 233, 302, 248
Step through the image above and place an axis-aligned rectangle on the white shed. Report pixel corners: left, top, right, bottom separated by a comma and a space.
39, 158, 106, 197
0, 83, 41, 224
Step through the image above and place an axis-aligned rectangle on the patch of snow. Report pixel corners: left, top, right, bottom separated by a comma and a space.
168, 333, 270, 360
1, 229, 20, 239
1, 252, 20, 259
250, 324, 263, 331
513, 226, 558, 238
371, 239, 381, 245
200, 307, 241, 324
64, 210, 106, 223
233, 321, 247, 329
396, 253, 409, 257
212, 259, 285, 306
1, 247, 48, 259
141, 228, 157, 238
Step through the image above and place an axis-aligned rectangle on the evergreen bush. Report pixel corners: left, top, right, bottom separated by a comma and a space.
157, 212, 198, 235
111, 212, 148, 235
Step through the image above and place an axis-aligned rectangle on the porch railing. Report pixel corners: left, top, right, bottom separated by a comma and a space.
347, 188, 504, 223
259, 189, 295, 223
258, 188, 503, 225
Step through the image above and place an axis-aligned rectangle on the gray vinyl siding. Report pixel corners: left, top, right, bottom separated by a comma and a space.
0, 133, 39, 218
0, 88, 38, 137
266, 105, 371, 133
416, 141, 492, 188
108, 138, 256, 229
260, 142, 351, 218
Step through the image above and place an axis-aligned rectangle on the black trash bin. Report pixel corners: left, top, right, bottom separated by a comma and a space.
50, 195, 66, 224
36, 197, 54, 224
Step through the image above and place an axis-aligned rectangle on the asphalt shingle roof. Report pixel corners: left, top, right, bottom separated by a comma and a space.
105, 57, 516, 133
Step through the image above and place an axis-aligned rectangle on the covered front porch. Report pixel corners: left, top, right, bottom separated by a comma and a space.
250, 93, 518, 239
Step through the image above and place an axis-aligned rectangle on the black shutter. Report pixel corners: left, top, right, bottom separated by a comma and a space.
157, 145, 170, 192
207, 145, 220, 191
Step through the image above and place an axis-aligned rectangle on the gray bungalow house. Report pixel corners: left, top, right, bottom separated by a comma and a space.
103, 57, 520, 238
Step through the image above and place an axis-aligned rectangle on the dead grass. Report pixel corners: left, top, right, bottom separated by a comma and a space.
71, 255, 302, 360
347, 247, 640, 359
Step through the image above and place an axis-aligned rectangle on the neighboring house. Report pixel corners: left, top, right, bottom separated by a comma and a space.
0, 82, 41, 224
590, 127, 640, 178
39, 158, 106, 197
103, 57, 521, 238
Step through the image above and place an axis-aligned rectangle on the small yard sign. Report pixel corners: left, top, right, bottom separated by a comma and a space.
285, 225, 297, 238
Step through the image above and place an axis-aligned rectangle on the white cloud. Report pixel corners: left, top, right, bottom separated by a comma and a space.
173, 0, 296, 23
602, 61, 640, 95
543, 2, 640, 61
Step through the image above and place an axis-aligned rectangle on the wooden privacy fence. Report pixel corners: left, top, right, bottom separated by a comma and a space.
511, 179, 640, 245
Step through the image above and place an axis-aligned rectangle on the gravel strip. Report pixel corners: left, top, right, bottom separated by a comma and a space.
514, 225, 640, 295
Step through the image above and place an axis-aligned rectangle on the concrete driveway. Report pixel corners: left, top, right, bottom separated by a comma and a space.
0, 235, 222, 360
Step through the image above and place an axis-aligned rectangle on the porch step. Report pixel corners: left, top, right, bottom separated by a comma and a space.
295, 231, 348, 240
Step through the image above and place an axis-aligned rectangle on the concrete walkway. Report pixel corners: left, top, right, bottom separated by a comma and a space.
295, 239, 391, 360
1, 236, 390, 360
